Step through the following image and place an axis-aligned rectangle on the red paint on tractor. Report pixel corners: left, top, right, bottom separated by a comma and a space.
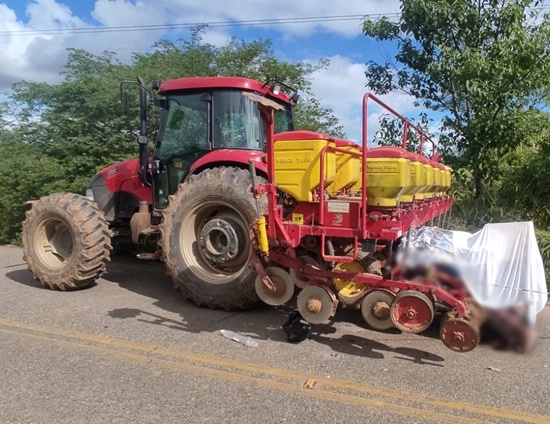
189, 150, 268, 176
158, 76, 294, 105
99, 159, 152, 204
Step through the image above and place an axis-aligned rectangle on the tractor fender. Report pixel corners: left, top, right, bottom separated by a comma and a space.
188, 150, 267, 178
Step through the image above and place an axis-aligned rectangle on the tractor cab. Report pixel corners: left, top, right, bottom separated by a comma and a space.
149, 77, 296, 209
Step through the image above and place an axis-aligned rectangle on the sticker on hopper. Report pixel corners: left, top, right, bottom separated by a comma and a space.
327, 202, 350, 213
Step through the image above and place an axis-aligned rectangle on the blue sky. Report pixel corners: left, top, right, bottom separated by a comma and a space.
0, 0, 435, 141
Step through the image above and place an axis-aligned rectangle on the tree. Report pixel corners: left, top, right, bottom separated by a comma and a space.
293, 98, 345, 138
363, 0, 550, 197
373, 111, 433, 155
0, 28, 343, 243
0, 134, 66, 244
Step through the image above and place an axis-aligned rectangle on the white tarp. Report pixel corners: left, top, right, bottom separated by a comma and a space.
399, 222, 548, 324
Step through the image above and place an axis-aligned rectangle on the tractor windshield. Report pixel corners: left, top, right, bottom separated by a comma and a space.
213, 91, 264, 150
212, 90, 292, 149
157, 90, 292, 161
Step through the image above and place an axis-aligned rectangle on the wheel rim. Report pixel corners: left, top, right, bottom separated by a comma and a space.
255, 267, 294, 306
180, 201, 251, 285
361, 290, 395, 331
33, 218, 73, 270
390, 290, 434, 333
297, 285, 334, 324
440, 312, 480, 352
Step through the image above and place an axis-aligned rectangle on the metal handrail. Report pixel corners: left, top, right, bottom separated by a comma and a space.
360, 93, 439, 239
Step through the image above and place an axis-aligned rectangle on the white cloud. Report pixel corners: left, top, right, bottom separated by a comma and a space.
307, 55, 421, 143
157, 0, 401, 37
0, 0, 403, 90
0, 0, 168, 89
0, 0, 411, 139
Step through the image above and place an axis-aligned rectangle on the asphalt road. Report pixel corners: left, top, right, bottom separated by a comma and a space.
0, 244, 549, 424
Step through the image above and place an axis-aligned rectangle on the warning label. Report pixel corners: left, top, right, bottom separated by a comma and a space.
327, 202, 350, 213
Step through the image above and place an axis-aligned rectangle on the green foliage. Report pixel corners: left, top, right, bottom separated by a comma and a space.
293, 98, 345, 138
373, 111, 433, 154
448, 124, 550, 285
0, 28, 343, 244
0, 135, 66, 244
364, 1, 550, 283
498, 126, 550, 227
363, 0, 550, 196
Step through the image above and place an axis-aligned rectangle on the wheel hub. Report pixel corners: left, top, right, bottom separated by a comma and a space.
254, 267, 295, 306
307, 298, 322, 313
199, 218, 240, 264
373, 301, 390, 319
35, 218, 74, 269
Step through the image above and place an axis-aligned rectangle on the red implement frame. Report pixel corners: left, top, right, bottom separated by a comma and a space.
261, 93, 452, 245
255, 93, 463, 315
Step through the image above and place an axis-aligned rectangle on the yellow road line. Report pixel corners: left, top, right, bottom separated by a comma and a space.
0, 327, 483, 424
0, 317, 546, 423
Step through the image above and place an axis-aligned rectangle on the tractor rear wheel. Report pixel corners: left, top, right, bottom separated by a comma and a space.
161, 167, 264, 310
22, 193, 112, 290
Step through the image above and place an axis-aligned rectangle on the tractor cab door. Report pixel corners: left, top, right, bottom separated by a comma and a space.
153, 92, 211, 209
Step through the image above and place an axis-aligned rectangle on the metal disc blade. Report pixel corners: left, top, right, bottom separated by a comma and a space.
361, 290, 395, 331
297, 285, 333, 324
255, 267, 294, 306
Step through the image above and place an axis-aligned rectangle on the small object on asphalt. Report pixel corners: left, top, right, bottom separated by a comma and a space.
220, 329, 258, 347
136, 251, 162, 261
283, 310, 312, 342
303, 378, 317, 389
486, 366, 502, 373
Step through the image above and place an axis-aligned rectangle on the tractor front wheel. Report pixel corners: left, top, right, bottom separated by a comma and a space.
161, 167, 264, 310
22, 193, 112, 290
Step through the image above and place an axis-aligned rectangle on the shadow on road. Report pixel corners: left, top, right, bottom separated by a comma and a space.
5, 269, 42, 289
311, 333, 445, 365
102, 255, 296, 341
99, 255, 446, 364
4, 254, 445, 363
6, 268, 98, 291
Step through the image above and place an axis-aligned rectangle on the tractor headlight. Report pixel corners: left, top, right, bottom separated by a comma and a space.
85, 189, 95, 202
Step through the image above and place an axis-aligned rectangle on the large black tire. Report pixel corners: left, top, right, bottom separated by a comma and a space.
160, 167, 265, 310
21, 193, 112, 290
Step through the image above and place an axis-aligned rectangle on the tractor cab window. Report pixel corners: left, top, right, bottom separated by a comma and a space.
213, 91, 264, 150
274, 107, 294, 133
157, 93, 209, 161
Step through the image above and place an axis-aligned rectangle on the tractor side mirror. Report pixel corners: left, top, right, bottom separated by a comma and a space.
121, 90, 129, 113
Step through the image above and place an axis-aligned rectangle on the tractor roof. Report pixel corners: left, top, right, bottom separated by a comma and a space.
158, 76, 292, 104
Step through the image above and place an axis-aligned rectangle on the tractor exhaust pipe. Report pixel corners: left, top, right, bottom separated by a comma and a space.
138, 79, 151, 187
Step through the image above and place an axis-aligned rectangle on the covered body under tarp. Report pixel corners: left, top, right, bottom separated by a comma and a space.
398, 222, 547, 324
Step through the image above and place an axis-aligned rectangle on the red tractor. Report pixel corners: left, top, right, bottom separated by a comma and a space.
21, 76, 479, 352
